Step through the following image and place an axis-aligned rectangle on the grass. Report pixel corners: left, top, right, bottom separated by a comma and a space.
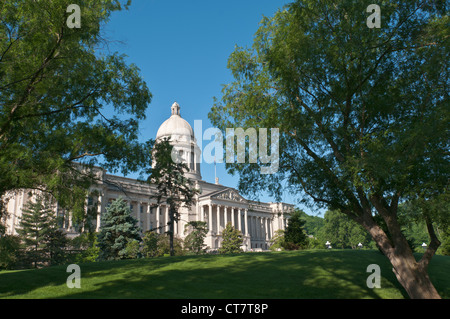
0, 249, 448, 299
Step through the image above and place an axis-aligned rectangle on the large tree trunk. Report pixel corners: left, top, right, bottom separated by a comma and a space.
357, 202, 441, 299
389, 252, 441, 299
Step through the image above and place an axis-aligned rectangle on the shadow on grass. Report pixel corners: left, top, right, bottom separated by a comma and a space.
1, 250, 447, 299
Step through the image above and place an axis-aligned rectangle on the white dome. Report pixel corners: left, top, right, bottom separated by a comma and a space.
156, 102, 194, 141
154, 102, 202, 180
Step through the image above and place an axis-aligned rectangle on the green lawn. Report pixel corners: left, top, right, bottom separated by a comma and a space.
0, 249, 448, 299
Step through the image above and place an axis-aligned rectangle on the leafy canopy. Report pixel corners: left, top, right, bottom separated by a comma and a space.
0, 0, 153, 220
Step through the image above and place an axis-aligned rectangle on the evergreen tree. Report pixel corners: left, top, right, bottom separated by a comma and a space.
16, 196, 62, 268
283, 210, 308, 250
219, 223, 243, 254
97, 197, 141, 261
149, 138, 200, 256
184, 221, 208, 254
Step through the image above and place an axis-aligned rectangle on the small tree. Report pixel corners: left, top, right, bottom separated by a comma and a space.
184, 221, 208, 254
269, 229, 285, 251
97, 197, 141, 261
219, 223, 243, 254
283, 211, 308, 250
124, 239, 141, 259
43, 226, 69, 266
149, 138, 200, 256
16, 196, 60, 268
142, 231, 159, 258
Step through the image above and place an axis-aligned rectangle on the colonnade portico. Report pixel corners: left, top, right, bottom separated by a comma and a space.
198, 201, 279, 250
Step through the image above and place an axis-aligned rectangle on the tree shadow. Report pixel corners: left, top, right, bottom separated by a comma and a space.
4, 250, 443, 299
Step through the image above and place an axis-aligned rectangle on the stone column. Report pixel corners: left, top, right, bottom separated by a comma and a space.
224, 206, 228, 227
68, 211, 73, 231
156, 205, 160, 234
244, 209, 248, 236
208, 203, 213, 233
146, 204, 151, 231
216, 205, 221, 233
264, 217, 268, 241
137, 202, 141, 229
231, 207, 235, 228
96, 194, 102, 232
165, 205, 169, 232
200, 205, 204, 222
238, 208, 242, 233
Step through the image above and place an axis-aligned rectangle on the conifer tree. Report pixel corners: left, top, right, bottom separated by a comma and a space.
283, 211, 308, 250
149, 138, 200, 256
97, 197, 141, 260
219, 223, 243, 254
17, 196, 61, 267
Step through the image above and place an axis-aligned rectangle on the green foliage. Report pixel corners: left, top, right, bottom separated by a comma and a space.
219, 223, 243, 254
16, 196, 68, 268
0, 0, 153, 224
142, 231, 159, 258
318, 210, 373, 249
0, 235, 20, 270
96, 197, 141, 261
72, 232, 100, 263
184, 221, 208, 255
149, 138, 200, 256
124, 239, 141, 259
283, 210, 308, 250
298, 210, 324, 238
142, 232, 185, 257
269, 229, 285, 251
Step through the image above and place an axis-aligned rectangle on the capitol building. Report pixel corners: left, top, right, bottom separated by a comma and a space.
4, 102, 293, 251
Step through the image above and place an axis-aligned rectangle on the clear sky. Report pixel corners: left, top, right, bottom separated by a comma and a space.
101, 0, 323, 216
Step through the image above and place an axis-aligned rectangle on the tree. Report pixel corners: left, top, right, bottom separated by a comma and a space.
269, 229, 286, 251
298, 210, 324, 238
283, 210, 308, 250
16, 195, 65, 267
209, 1, 448, 298
142, 231, 159, 258
96, 197, 141, 261
219, 223, 243, 254
43, 224, 69, 266
0, 0, 153, 227
149, 138, 200, 256
124, 239, 140, 259
184, 221, 208, 254
319, 210, 373, 249
0, 235, 20, 269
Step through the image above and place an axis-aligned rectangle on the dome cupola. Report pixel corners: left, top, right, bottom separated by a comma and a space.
154, 102, 202, 180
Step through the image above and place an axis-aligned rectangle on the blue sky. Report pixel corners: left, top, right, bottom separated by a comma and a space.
101, 0, 323, 217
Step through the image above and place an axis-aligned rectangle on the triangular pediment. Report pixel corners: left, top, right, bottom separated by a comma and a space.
210, 188, 247, 203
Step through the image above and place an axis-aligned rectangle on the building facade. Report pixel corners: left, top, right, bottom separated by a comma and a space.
4, 102, 293, 251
